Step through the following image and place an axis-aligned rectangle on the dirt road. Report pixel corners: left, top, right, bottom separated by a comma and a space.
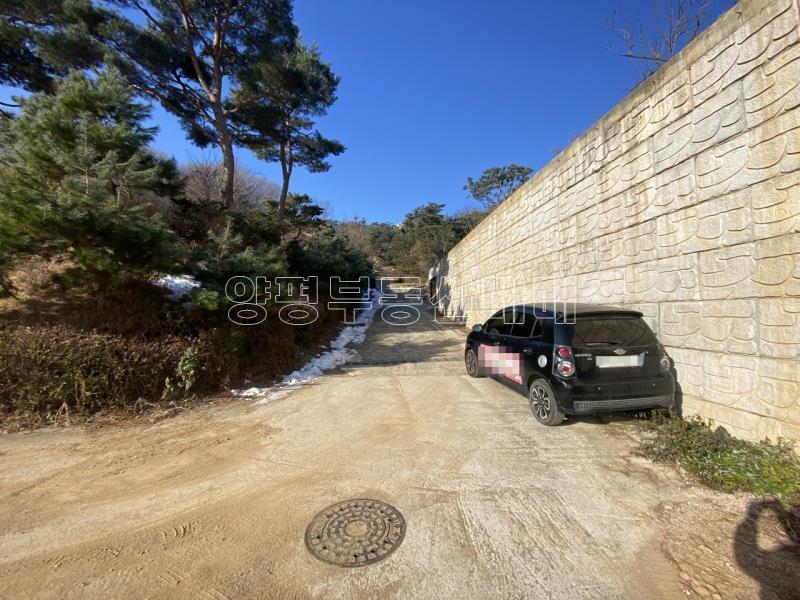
0, 306, 797, 599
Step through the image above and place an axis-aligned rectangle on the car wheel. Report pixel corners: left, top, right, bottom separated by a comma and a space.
528, 379, 565, 426
465, 348, 482, 378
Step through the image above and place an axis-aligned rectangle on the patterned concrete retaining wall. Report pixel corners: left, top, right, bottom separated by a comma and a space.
432, 0, 800, 443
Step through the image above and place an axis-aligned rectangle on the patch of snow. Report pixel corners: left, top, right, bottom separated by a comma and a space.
155, 274, 200, 302
232, 288, 381, 405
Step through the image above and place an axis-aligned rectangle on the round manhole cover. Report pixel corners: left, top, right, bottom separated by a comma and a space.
304, 498, 406, 567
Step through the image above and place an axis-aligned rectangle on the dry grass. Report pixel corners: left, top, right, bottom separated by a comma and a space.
0, 259, 347, 427
638, 412, 800, 505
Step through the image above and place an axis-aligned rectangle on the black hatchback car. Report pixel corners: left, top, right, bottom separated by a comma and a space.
464, 303, 675, 425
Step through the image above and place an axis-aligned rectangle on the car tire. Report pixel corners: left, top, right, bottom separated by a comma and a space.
528, 379, 565, 426
465, 348, 483, 378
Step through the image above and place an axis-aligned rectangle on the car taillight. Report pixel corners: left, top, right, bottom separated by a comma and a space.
557, 360, 575, 377
554, 345, 575, 378
658, 343, 671, 372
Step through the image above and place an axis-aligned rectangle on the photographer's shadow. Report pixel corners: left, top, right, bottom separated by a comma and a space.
734, 499, 800, 599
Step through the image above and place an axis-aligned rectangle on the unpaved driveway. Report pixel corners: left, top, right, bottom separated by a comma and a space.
0, 307, 797, 599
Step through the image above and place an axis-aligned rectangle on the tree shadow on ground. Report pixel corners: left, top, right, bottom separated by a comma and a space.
733, 499, 800, 599
0, 277, 182, 337
556, 411, 646, 427
361, 340, 458, 359
358, 331, 463, 364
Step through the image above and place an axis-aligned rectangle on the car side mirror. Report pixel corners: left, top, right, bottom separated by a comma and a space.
472, 324, 482, 333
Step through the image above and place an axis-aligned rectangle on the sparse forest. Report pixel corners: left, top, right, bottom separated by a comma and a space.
0, 0, 502, 422
0, 0, 571, 426
0, 0, 369, 421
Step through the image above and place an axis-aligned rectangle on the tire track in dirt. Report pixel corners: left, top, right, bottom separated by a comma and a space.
0, 305, 790, 599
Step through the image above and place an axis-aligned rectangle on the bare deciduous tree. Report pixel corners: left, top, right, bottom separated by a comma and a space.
336, 218, 372, 256
451, 208, 487, 237
607, 0, 717, 78
182, 155, 280, 211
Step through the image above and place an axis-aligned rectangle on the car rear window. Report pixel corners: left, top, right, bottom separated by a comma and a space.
569, 315, 658, 347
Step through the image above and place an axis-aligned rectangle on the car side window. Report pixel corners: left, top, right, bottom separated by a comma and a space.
500, 311, 516, 336
530, 318, 543, 338
485, 314, 513, 336
484, 316, 502, 335
509, 311, 541, 338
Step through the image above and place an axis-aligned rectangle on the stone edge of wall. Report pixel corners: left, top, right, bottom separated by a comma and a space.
434, 0, 800, 445
446, 0, 752, 258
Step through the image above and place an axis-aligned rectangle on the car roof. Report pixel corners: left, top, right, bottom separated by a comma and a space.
494, 303, 643, 318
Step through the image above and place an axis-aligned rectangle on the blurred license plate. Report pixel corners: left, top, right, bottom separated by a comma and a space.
596, 354, 642, 368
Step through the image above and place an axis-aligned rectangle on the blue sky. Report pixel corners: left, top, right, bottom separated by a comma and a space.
1, 0, 736, 223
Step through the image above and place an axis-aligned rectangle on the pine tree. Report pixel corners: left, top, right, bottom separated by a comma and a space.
0, 69, 184, 294
233, 41, 344, 226
0, 1, 107, 100
100, 0, 297, 209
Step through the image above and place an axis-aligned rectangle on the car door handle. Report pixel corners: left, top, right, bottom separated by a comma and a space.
523, 347, 533, 354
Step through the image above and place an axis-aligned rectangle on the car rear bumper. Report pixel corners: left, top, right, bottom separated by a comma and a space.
551, 375, 675, 415
571, 395, 673, 413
